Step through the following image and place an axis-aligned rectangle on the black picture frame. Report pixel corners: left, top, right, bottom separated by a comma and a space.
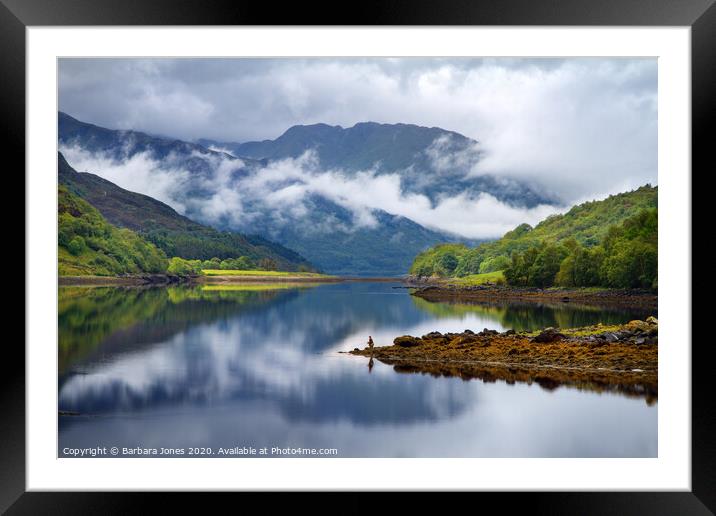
5, 0, 711, 512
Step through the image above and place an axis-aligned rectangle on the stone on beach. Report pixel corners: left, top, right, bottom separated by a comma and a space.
393, 335, 422, 347
532, 327, 566, 343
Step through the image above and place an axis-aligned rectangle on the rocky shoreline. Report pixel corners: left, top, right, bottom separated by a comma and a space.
409, 283, 657, 311
59, 273, 345, 286
58, 275, 398, 286
58, 273, 192, 286
348, 318, 658, 402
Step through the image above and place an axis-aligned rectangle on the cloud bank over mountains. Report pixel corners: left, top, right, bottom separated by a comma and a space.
59, 57, 657, 204
60, 142, 557, 240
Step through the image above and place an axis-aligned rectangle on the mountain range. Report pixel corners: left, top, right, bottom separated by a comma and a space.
198, 122, 553, 207
59, 112, 557, 275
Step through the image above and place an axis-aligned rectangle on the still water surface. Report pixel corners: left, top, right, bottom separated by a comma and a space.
58, 282, 657, 457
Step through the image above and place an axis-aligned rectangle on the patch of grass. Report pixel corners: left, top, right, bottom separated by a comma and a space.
541, 286, 612, 293
201, 269, 333, 278
446, 270, 505, 287
201, 283, 320, 291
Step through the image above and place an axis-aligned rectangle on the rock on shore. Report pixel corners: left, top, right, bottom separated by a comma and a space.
348, 318, 658, 400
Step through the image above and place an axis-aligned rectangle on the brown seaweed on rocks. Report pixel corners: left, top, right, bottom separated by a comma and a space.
348, 318, 658, 403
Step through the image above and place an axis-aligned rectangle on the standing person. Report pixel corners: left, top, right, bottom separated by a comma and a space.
367, 336, 374, 350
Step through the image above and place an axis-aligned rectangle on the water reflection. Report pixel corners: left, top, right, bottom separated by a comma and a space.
410, 296, 653, 332
58, 285, 306, 374
60, 284, 470, 425
58, 282, 657, 457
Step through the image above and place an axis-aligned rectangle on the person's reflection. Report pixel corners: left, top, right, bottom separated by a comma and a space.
367, 335, 375, 373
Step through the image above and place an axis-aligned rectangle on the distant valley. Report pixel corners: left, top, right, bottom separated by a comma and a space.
59, 112, 559, 276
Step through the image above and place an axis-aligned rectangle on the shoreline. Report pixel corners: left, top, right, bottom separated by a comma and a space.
408, 283, 657, 311
198, 275, 342, 284
348, 318, 658, 402
58, 274, 189, 286
58, 274, 406, 286
58, 275, 659, 314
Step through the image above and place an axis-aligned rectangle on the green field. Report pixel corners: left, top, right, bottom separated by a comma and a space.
201, 269, 334, 278
444, 270, 505, 287
201, 283, 321, 291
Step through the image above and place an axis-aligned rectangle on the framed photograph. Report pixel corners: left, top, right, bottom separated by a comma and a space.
7, 0, 712, 511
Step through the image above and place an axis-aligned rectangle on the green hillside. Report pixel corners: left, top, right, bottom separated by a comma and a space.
58, 152, 314, 271
501, 184, 657, 247
410, 185, 657, 289
59, 185, 168, 276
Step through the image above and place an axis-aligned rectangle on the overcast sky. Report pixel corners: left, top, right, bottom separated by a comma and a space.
59, 57, 657, 205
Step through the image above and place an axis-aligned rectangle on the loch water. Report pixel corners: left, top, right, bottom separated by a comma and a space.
58, 282, 657, 458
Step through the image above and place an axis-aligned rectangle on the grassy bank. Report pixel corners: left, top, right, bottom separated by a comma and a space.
442, 270, 505, 287
202, 269, 332, 278
200, 269, 339, 283
201, 283, 322, 291
59, 269, 337, 285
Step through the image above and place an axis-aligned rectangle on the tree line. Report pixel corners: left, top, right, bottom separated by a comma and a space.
505, 208, 657, 289
411, 207, 657, 290
409, 185, 657, 288
166, 256, 282, 276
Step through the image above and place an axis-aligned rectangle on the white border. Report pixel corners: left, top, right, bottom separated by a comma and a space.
27, 27, 691, 491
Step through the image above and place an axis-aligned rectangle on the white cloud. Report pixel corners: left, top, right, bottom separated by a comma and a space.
242, 152, 559, 238
61, 145, 560, 240
59, 57, 657, 205
425, 134, 482, 174
59, 144, 192, 213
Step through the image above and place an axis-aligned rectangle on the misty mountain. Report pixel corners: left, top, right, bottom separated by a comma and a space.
199, 122, 554, 207
58, 152, 313, 270
59, 112, 553, 275
59, 111, 267, 177
238, 193, 460, 276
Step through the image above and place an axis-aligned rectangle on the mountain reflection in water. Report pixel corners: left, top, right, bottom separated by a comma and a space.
58, 282, 657, 457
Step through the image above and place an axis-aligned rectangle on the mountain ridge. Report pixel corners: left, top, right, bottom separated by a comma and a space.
197, 120, 556, 208
59, 112, 557, 275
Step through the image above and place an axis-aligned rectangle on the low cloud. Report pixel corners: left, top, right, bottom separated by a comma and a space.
424, 134, 483, 175
237, 151, 560, 237
59, 57, 657, 204
60, 144, 192, 214
60, 145, 561, 240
